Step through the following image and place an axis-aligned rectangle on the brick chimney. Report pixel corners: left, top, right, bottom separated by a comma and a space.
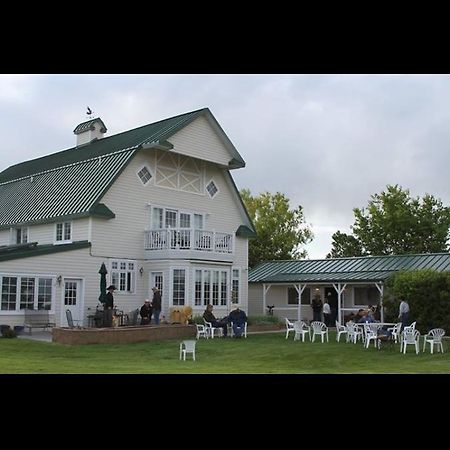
73, 118, 107, 146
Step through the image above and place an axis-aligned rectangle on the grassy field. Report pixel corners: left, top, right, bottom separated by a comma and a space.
0, 331, 449, 374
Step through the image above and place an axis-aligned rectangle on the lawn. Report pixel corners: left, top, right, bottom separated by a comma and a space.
0, 331, 448, 374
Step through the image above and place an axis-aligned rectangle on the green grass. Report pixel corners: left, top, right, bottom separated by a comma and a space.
0, 332, 449, 373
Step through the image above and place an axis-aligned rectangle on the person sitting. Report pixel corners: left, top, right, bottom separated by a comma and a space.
228, 307, 247, 337
358, 310, 375, 323
140, 299, 153, 325
202, 304, 228, 337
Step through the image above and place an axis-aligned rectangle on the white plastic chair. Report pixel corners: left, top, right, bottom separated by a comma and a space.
336, 320, 348, 342
310, 321, 329, 343
387, 322, 402, 343
293, 321, 310, 342
423, 328, 445, 354
230, 321, 247, 338
364, 323, 382, 349
400, 328, 420, 354
179, 340, 196, 361
285, 318, 295, 339
196, 324, 208, 339
203, 320, 223, 338
346, 322, 363, 344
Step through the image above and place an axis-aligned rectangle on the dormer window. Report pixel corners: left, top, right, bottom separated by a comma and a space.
206, 180, 218, 198
15, 227, 28, 244
55, 222, 72, 244
137, 166, 152, 185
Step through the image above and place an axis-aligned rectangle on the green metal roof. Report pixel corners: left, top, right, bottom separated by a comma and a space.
0, 108, 247, 228
0, 240, 91, 262
248, 253, 450, 284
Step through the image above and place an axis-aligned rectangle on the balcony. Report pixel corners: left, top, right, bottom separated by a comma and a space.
144, 228, 234, 261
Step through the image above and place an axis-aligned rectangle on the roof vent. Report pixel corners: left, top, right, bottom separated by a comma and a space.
73, 117, 107, 146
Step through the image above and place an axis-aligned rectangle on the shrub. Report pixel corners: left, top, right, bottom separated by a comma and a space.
247, 315, 282, 326
1, 328, 17, 338
192, 315, 205, 325
384, 269, 450, 333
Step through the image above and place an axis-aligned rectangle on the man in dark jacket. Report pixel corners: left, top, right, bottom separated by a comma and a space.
228, 307, 247, 337
140, 299, 153, 325
203, 304, 228, 337
104, 285, 116, 327
151, 287, 162, 325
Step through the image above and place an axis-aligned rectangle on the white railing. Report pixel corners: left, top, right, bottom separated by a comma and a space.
144, 228, 233, 253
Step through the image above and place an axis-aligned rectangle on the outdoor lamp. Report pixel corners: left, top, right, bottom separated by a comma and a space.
139, 267, 144, 276
56, 275, 62, 286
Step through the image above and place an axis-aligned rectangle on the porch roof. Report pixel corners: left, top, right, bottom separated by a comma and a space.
248, 252, 450, 284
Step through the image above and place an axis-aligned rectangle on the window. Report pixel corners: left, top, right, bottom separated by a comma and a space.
137, 166, 152, 185
0, 275, 53, 311
354, 287, 380, 306
1, 277, 17, 310
150, 206, 204, 230
16, 227, 28, 244
287, 287, 311, 305
231, 269, 240, 304
56, 222, 72, 243
196, 269, 228, 306
110, 260, 136, 293
206, 180, 218, 198
172, 269, 186, 306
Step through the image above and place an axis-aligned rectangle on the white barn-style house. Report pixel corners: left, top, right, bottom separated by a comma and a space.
0, 108, 255, 328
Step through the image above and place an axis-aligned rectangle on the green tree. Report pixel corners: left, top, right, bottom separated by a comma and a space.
240, 189, 313, 268
330, 184, 450, 257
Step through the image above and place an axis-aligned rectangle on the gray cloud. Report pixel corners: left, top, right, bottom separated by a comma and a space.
1, 74, 450, 259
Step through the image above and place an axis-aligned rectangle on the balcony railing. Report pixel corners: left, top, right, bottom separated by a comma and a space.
144, 228, 233, 253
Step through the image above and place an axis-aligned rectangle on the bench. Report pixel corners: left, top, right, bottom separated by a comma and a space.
24, 309, 55, 334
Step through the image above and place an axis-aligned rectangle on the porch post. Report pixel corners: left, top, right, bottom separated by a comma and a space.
333, 283, 347, 325
262, 284, 271, 315
294, 283, 306, 322
375, 282, 384, 322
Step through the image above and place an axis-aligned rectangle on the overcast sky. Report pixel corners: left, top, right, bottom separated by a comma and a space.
1, 74, 450, 259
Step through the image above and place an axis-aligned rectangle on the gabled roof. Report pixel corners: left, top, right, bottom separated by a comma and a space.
248, 252, 450, 284
0, 108, 247, 228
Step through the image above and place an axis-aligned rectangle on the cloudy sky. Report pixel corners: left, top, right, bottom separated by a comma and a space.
1, 74, 450, 259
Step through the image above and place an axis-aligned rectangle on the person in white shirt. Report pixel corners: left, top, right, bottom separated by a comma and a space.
398, 298, 410, 330
323, 300, 331, 326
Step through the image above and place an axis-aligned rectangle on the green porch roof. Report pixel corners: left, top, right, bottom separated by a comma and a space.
0, 108, 247, 228
248, 252, 450, 284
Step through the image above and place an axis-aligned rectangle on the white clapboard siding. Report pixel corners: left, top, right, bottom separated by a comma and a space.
169, 116, 232, 167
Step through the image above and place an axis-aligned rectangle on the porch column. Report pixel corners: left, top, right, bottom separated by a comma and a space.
294, 283, 307, 322
262, 284, 271, 315
375, 282, 384, 322
333, 283, 347, 325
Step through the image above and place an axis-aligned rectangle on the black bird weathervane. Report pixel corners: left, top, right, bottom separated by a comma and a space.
86, 106, 93, 117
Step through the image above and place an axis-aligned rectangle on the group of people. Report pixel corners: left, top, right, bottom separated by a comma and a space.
140, 287, 162, 325
311, 292, 338, 326
203, 304, 247, 337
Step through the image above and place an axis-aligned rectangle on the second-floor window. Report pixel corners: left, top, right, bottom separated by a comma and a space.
150, 206, 204, 230
137, 166, 152, 185
110, 260, 136, 293
55, 222, 72, 243
15, 227, 28, 244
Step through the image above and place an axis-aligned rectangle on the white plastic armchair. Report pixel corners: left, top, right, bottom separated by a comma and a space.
310, 321, 329, 343
179, 340, 196, 361
363, 323, 382, 349
203, 319, 223, 338
387, 322, 402, 343
293, 321, 310, 342
285, 318, 295, 339
423, 328, 445, 354
346, 322, 363, 344
400, 328, 420, 354
196, 324, 208, 339
336, 320, 348, 342
230, 321, 247, 338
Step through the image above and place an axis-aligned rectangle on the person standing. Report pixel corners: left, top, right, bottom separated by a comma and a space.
140, 299, 153, 325
398, 298, 410, 330
104, 285, 116, 327
311, 294, 323, 322
151, 287, 162, 325
323, 299, 331, 326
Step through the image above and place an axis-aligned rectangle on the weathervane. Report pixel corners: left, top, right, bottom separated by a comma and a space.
86, 106, 95, 119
